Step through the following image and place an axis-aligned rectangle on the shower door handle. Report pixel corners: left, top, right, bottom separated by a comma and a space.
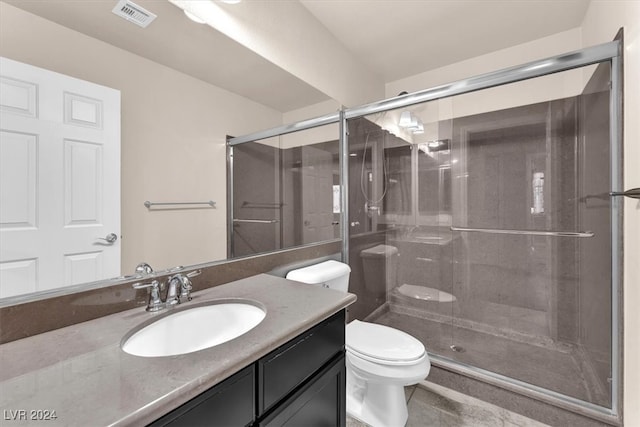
610, 187, 640, 199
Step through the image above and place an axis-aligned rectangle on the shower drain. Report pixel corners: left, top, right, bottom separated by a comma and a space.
450, 345, 466, 353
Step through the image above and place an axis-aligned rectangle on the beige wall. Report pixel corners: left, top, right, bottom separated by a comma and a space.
386, 5, 639, 421
280, 99, 342, 149
385, 28, 582, 98
580, 1, 640, 424
0, 3, 283, 274
253, 100, 343, 149
385, 28, 584, 125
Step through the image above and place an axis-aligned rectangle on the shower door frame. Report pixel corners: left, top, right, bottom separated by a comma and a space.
343, 40, 623, 422
226, 39, 623, 422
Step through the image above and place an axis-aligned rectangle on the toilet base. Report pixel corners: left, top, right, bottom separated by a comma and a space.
346, 366, 409, 427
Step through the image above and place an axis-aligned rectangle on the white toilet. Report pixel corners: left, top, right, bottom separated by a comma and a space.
286, 260, 430, 427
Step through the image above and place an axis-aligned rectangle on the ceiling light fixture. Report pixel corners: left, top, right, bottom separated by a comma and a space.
184, 9, 206, 23
398, 111, 413, 128
176, 0, 241, 27
398, 111, 424, 134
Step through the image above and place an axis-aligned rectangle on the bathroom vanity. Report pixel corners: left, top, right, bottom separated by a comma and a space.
151, 311, 346, 426
0, 274, 355, 426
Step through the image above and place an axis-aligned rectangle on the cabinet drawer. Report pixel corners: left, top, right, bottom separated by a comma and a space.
258, 310, 345, 413
258, 353, 346, 427
149, 365, 255, 427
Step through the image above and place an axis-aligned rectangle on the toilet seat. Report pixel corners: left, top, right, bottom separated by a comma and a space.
346, 320, 426, 366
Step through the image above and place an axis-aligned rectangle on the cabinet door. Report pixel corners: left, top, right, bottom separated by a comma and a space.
149, 365, 255, 427
258, 354, 346, 427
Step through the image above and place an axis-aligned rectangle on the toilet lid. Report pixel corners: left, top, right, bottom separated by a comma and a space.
346, 320, 425, 364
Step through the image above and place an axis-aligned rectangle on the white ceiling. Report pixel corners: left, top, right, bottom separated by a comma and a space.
5, 0, 591, 112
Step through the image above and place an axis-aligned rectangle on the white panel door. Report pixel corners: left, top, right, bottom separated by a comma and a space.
0, 57, 120, 298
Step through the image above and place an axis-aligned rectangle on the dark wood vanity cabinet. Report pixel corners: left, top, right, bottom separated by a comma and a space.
149, 310, 346, 427
258, 354, 345, 427
150, 366, 255, 427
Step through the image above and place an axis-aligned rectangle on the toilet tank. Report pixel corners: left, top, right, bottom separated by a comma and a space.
286, 260, 351, 292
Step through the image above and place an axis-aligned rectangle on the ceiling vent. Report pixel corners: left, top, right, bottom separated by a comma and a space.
112, 0, 157, 28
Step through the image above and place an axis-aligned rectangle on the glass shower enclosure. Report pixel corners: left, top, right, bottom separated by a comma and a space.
345, 43, 621, 419
228, 40, 623, 422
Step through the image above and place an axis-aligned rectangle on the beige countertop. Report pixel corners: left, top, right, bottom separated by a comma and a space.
0, 274, 356, 426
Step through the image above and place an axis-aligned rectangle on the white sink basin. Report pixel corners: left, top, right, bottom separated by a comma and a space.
121, 300, 266, 357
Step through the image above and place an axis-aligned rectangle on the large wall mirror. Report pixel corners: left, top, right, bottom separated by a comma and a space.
229, 123, 341, 258
0, 0, 337, 302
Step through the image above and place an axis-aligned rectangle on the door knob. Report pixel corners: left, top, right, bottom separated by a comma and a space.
98, 233, 118, 243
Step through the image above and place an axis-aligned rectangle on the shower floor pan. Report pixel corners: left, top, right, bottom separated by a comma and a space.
371, 307, 610, 409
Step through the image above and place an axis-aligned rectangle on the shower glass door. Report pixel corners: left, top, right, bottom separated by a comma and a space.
346, 54, 619, 413
346, 102, 457, 354
446, 62, 614, 408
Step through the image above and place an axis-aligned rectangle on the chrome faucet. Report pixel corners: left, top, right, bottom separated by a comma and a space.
133, 270, 201, 312
166, 272, 196, 306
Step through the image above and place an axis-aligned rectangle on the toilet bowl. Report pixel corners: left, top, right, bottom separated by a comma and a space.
286, 260, 430, 427
346, 320, 430, 427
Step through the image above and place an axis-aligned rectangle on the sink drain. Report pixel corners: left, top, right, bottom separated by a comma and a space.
450, 345, 465, 353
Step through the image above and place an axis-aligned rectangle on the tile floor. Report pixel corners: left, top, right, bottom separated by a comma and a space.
346, 381, 549, 427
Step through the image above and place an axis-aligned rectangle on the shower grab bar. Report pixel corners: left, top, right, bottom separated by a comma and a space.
450, 226, 594, 238
233, 219, 279, 224
144, 200, 216, 208
610, 187, 640, 199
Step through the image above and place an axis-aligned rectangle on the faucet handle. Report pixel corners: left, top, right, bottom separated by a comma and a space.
180, 278, 193, 302
133, 280, 164, 312
181, 270, 201, 301
135, 262, 154, 276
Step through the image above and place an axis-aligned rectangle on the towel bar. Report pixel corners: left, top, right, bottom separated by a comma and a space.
144, 200, 216, 208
